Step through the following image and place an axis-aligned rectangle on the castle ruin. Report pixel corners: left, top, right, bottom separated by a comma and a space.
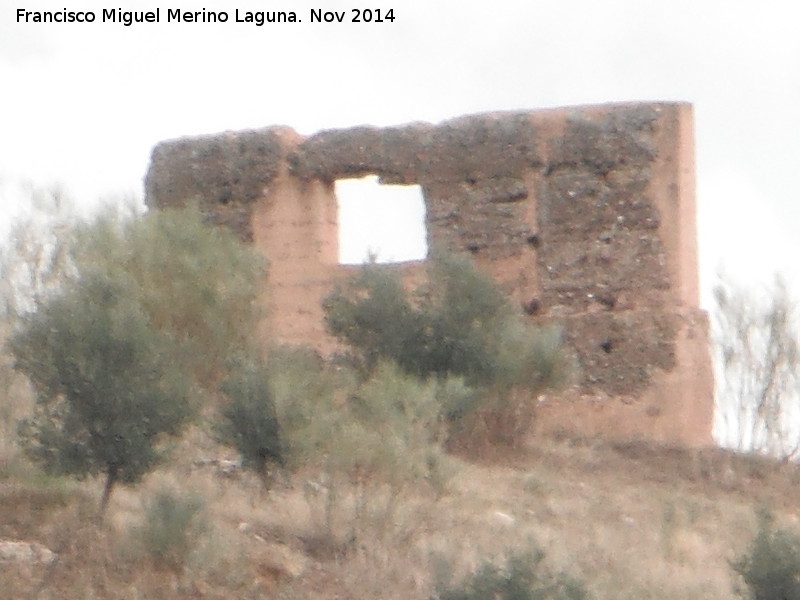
144, 102, 714, 446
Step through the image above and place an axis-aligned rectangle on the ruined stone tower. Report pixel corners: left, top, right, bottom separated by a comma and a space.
145, 102, 714, 446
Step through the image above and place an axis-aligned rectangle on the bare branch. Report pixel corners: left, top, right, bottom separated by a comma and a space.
713, 274, 800, 459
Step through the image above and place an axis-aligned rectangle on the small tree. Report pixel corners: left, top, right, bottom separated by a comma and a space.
323, 263, 425, 376
733, 510, 800, 600
11, 273, 191, 513
713, 275, 800, 458
414, 252, 513, 385
324, 252, 572, 390
69, 206, 265, 389
323, 253, 573, 447
216, 357, 283, 489
7, 205, 266, 511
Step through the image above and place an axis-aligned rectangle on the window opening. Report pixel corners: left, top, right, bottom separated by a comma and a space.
336, 175, 427, 264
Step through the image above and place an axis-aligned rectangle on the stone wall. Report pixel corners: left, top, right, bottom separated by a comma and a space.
145, 102, 713, 446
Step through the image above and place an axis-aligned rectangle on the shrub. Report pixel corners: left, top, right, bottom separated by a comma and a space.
733, 510, 800, 600
216, 356, 284, 488
265, 346, 346, 470
268, 349, 457, 488
333, 360, 451, 483
412, 252, 512, 385
431, 549, 589, 600
131, 489, 206, 572
323, 253, 574, 447
268, 350, 461, 548
324, 263, 425, 377
324, 252, 572, 391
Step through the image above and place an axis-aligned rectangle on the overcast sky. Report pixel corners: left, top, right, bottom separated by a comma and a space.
1, 0, 799, 306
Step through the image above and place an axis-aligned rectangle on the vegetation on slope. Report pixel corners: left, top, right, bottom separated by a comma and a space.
2, 201, 800, 600
3, 430, 800, 599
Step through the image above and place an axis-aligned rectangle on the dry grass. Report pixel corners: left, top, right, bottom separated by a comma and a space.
4, 428, 800, 600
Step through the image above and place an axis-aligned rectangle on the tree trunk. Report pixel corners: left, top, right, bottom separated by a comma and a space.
258, 459, 271, 494
99, 465, 118, 516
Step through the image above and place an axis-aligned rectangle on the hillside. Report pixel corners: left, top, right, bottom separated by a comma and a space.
2, 429, 797, 600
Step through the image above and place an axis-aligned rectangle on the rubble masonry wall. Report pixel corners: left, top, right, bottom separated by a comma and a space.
144, 102, 713, 446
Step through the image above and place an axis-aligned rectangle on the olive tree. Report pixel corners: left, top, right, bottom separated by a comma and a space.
69, 206, 266, 390
11, 273, 191, 513
9, 206, 266, 511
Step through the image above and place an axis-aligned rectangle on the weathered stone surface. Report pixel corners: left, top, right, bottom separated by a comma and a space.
540, 171, 660, 237
549, 107, 658, 175
420, 112, 541, 182
559, 311, 677, 397
539, 231, 669, 312
289, 123, 433, 183
424, 181, 531, 260
144, 102, 714, 446
288, 112, 541, 185
145, 127, 290, 241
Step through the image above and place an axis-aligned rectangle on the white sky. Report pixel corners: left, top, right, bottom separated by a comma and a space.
2, 0, 799, 306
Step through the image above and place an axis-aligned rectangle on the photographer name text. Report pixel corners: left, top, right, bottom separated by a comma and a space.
16, 7, 396, 26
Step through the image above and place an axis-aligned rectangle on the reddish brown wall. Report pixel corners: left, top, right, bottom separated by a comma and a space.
144, 102, 714, 446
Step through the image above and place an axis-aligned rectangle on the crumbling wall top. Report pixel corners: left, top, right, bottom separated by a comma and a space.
143, 101, 713, 446
145, 126, 297, 240
289, 111, 542, 184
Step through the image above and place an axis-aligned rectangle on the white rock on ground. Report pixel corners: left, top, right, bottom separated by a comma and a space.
0, 540, 57, 564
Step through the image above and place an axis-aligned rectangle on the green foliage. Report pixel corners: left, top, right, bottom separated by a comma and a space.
324, 252, 572, 392
266, 346, 344, 470
324, 264, 424, 377
432, 549, 588, 600
331, 360, 452, 483
11, 272, 192, 510
268, 347, 457, 488
216, 356, 283, 484
69, 206, 265, 389
487, 318, 572, 393
267, 351, 460, 552
323, 253, 573, 448
733, 510, 800, 600
131, 488, 206, 572
6, 206, 262, 510
418, 253, 512, 386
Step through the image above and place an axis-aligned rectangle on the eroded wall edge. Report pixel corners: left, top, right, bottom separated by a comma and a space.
144, 102, 713, 446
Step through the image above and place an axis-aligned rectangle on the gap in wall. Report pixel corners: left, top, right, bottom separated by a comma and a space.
336, 175, 427, 265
